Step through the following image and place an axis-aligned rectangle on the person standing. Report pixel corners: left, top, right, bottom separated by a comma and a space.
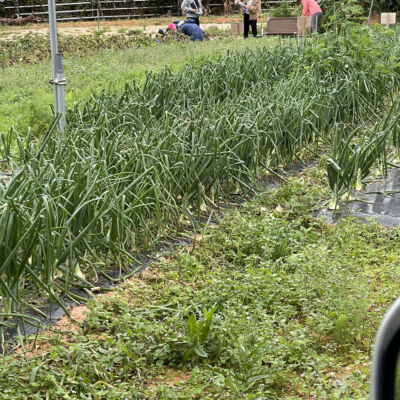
235, 0, 261, 39
300, 0, 322, 33
181, 0, 203, 26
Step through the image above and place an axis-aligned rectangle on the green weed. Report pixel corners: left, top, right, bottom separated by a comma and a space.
0, 169, 398, 398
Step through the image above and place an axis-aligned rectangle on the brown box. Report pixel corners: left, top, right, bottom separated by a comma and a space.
266, 17, 297, 35
266, 16, 311, 35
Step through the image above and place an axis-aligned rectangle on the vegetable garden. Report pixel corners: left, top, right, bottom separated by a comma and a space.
1, 10, 400, 399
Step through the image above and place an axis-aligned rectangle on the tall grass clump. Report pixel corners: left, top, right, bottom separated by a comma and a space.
1, 24, 400, 340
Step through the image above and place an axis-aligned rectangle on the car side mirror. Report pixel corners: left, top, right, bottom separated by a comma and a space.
371, 297, 400, 399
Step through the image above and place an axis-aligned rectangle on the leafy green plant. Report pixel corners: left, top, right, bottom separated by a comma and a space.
222, 331, 272, 395
320, 0, 368, 32
182, 306, 218, 362
270, 0, 295, 17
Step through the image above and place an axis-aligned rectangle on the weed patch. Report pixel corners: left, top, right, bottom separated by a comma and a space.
1, 168, 399, 399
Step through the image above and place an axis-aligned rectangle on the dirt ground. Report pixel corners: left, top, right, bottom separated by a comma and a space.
0, 15, 253, 39
0, 10, 386, 40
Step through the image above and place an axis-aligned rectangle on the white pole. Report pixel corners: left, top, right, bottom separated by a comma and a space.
367, 0, 374, 24
48, 0, 66, 131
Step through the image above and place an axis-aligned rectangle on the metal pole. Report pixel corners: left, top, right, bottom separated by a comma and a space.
48, 0, 66, 131
367, 0, 374, 25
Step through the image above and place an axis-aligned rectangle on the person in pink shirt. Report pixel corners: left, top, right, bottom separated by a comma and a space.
300, 0, 322, 33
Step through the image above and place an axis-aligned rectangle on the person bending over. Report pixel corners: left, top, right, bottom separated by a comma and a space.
181, 0, 203, 26
174, 19, 206, 41
156, 23, 179, 42
235, 0, 261, 38
300, 0, 322, 33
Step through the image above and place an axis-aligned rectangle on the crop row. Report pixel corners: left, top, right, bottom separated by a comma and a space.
0, 24, 399, 340
0, 31, 152, 68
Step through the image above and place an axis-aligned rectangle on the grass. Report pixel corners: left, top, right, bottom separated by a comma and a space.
1, 167, 399, 399
0, 35, 279, 135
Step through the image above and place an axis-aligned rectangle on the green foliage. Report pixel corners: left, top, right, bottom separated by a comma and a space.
300, 24, 400, 206
0, 2, 5, 18
0, 36, 274, 136
325, 114, 395, 208
319, 0, 368, 29
182, 306, 218, 362
1, 170, 399, 398
270, 0, 295, 17
300, 23, 400, 76
0, 31, 153, 69
0, 28, 235, 70
221, 331, 273, 395
205, 25, 233, 38
364, 0, 400, 12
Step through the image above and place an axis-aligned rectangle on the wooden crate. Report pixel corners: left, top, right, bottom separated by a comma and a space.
266, 16, 313, 35
266, 17, 297, 35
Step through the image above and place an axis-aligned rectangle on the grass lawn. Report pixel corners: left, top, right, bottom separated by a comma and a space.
0, 36, 279, 135
2, 166, 399, 399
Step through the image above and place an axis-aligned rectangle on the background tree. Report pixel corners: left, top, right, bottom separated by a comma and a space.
224, 0, 236, 13
362, 0, 400, 12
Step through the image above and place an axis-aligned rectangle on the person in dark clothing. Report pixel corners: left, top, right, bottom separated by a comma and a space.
235, 0, 261, 38
174, 19, 205, 41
